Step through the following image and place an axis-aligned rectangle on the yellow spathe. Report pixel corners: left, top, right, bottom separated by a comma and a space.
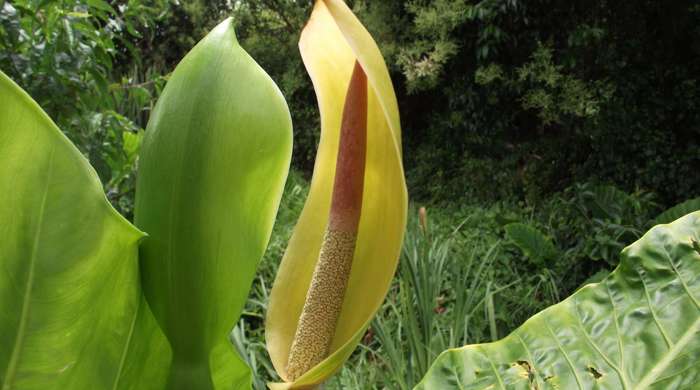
265, 0, 407, 388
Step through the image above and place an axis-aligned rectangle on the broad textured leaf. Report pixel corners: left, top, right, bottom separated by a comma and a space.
655, 197, 700, 225
0, 71, 168, 389
266, 0, 407, 388
417, 212, 700, 389
584, 185, 631, 220
504, 222, 558, 264
134, 18, 292, 389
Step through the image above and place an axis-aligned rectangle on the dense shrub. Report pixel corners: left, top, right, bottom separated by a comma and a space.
5, 1, 697, 208
0, 0, 170, 215
360, 0, 700, 206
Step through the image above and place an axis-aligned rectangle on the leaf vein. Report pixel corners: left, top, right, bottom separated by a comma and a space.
542, 317, 584, 388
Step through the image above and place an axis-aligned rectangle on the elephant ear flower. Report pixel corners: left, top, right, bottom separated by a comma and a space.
265, 0, 407, 388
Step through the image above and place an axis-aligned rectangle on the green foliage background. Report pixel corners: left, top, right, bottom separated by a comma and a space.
1, 0, 699, 388
2, 0, 698, 207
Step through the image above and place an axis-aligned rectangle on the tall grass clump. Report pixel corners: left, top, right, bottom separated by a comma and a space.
359, 208, 502, 389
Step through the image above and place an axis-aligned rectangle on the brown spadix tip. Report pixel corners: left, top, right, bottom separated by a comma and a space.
286, 61, 368, 380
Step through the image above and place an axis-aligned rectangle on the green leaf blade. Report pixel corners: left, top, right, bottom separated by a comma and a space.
417, 212, 700, 389
0, 71, 162, 389
134, 17, 293, 389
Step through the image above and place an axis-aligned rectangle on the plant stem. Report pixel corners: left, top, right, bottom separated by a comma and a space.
166, 357, 214, 390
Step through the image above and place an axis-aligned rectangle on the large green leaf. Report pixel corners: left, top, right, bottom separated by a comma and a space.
134, 18, 293, 390
0, 71, 168, 389
417, 211, 700, 389
580, 184, 631, 221
504, 222, 558, 265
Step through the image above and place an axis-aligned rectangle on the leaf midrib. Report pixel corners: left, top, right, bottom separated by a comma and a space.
2, 149, 54, 389
111, 299, 141, 390
635, 317, 700, 389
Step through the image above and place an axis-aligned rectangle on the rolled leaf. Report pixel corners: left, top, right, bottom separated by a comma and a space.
0, 71, 168, 389
417, 212, 700, 389
134, 18, 292, 390
265, 0, 407, 388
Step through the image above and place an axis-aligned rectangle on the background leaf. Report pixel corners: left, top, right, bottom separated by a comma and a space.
580, 185, 633, 221
417, 211, 700, 389
504, 222, 558, 265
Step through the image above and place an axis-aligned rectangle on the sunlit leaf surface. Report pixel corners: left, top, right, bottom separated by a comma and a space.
0, 70, 168, 390
417, 212, 700, 389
